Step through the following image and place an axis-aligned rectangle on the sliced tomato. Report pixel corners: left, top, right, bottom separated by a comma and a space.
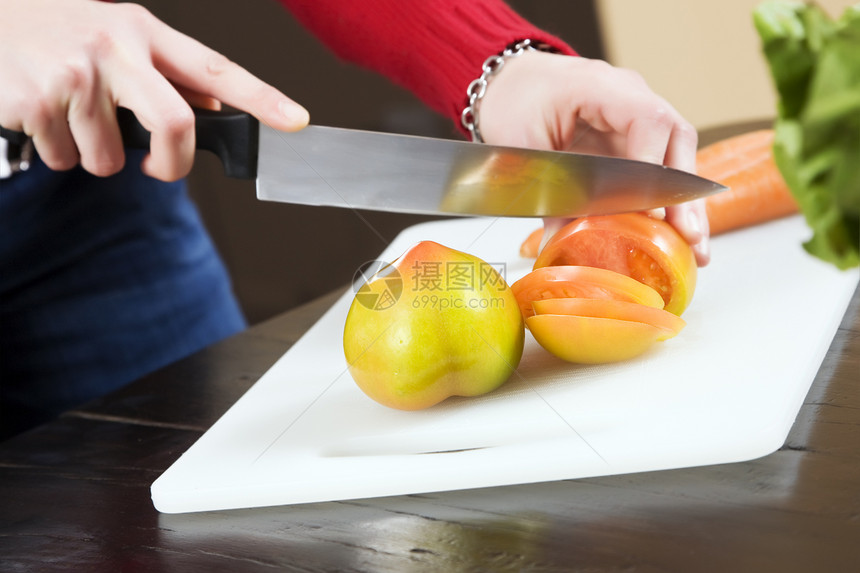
511, 265, 664, 321
531, 297, 685, 340
533, 213, 697, 316
526, 314, 667, 363
519, 227, 543, 258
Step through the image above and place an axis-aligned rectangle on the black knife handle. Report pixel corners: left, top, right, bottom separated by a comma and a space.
118, 107, 258, 179
0, 107, 259, 180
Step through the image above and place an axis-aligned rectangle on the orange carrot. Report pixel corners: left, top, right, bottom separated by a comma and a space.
518, 129, 800, 257
697, 129, 798, 235
696, 129, 775, 179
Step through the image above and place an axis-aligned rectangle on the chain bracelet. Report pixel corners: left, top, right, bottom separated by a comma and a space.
460, 39, 554, 143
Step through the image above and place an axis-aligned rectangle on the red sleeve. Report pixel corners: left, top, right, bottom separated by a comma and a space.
277, 0, 577, 132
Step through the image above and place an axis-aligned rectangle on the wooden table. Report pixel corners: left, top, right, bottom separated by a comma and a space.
1, 280, 858, 572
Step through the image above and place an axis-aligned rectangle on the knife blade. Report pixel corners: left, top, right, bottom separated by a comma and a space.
3, 108, 727, 217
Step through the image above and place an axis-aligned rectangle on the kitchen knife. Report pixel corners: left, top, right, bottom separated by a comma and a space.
4, 108, 727, 217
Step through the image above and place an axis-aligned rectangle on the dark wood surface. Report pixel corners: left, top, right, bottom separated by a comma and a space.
3, 121, 859, 572
2, 281, 858, 572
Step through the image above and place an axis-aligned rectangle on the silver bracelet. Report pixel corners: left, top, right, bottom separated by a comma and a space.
460, 39, 555, 143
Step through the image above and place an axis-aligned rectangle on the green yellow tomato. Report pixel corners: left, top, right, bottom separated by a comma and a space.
343, 241, 524, 410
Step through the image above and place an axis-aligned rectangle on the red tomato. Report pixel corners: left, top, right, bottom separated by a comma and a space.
526, 314, 668, 364
511, 265, 664, 321
531, 297, 685, 340
533, 213, 697, 316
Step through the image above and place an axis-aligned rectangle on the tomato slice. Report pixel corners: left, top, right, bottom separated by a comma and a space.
531, 297, 685, 340
511, 265, 664, 321
526, 314, 666, 363
520, 227, 543, 258
533, 213, 697, 316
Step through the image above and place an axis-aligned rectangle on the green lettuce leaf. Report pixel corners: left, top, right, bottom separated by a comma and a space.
753, 1, 859, 269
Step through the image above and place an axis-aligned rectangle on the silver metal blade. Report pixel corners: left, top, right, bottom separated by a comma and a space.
256, 125, 727, 218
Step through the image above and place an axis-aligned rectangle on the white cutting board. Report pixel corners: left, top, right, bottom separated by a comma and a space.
152, 215, 858, 513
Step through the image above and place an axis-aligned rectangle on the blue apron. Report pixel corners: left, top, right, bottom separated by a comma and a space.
0, 151, 246, 438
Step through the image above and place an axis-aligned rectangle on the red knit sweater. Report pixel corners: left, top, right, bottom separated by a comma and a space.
277, 0, 576, 130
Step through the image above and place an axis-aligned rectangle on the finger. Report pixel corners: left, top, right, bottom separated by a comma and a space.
149, 26, 309, 132
694, 241, 711, 267
644, 207, 666, 220
12, 79, 80, 171
688, 198, 711, 267
174, 85, 222, 111
662, 122, 708, 267
689, 221, 711, 267
113, 66, 196, 181
664, 120, 699, 175
29, 113, 80, 172
667, 200, 710, 267
579, 64, 674, 164
624, 112, 674, 165
67, 80, 125, 177
666, 201, 703, 244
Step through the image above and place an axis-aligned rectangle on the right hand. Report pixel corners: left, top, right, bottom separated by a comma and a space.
0, 0, 309, 181
479, 51, 710, 266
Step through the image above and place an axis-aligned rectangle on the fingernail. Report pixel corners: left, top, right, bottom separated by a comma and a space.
695, 239, 711, 267
686, 208, 703, 241
647, 208, 666, 220
279, 99, 310, 127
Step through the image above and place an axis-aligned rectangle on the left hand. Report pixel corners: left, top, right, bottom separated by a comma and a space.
479, 51, 710, 266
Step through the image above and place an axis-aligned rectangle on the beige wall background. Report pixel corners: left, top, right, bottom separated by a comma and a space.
595, 0, 850, 130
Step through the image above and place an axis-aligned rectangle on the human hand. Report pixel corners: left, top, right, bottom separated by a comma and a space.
0, 0, 309, 181
479, 51, 710, 266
